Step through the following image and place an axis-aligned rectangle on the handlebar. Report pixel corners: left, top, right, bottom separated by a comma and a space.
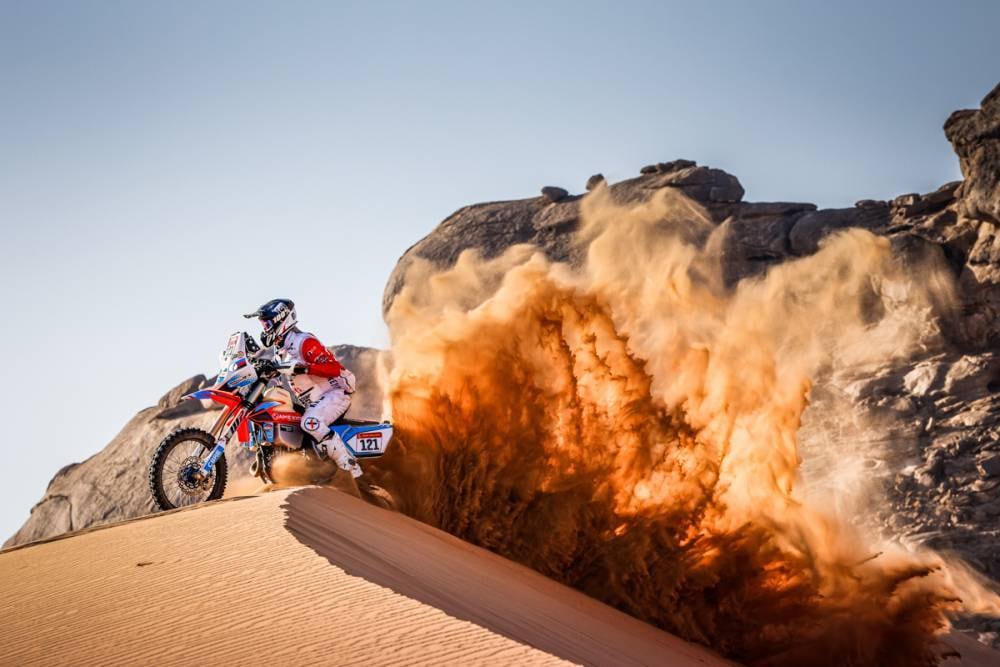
275, 361, 298, 375
252, 358, 297, 379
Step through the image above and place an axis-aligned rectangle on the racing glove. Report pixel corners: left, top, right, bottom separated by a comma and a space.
256, 359, 278, 377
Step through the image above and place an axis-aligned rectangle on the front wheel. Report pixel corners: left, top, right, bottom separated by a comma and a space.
148, 428, 228, 511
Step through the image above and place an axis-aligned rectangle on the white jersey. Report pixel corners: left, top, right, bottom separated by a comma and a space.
276, 330, 355, 404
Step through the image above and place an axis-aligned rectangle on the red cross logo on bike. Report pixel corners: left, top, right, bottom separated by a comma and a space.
303, 417, 321, 431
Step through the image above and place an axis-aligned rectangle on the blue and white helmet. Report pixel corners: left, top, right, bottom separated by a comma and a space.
244, 298, 297, 347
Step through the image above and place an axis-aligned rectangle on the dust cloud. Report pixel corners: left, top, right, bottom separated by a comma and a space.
224, 452, 336, 498
371, 186, 999, 666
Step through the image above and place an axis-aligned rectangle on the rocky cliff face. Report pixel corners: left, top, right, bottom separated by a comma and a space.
383, 86, 1000, 352
3, 344, 383, 548
383, 164, 997, 345
946, 83, 1000, 226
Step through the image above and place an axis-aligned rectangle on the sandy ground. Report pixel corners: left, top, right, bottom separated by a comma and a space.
0, 487, 734, 666
286, 486, 735, 666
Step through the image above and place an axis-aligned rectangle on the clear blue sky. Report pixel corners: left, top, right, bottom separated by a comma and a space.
1, 0, 997, 541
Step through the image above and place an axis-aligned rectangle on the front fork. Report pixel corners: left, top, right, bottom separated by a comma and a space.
199, 442, 229, 477
194, 407, 242, 479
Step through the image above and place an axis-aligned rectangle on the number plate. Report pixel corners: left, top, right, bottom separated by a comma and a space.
352, 431, 385, 455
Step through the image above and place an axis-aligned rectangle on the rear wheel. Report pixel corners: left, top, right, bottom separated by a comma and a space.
148, 428, 228, 511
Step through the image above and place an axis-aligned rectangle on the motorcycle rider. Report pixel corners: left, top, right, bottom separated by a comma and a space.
244, 298, 363, 479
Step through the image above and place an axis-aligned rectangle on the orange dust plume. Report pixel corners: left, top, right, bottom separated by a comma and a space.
370, 186, 999, 666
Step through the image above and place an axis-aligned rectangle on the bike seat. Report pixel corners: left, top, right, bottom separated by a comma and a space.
333, 416, 384, 427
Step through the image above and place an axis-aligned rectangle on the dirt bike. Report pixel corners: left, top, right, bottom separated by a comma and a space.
148, 331, 394, 511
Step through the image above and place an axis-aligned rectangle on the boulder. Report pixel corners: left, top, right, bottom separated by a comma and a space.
784, 202, 893, 257
978, 454, 1000, 479
942, 354, 1000, 398
736, 202, 816, 219
924, 181, 962, 208
722, 202, 820, 282
541, 186, 569, 202
788, 208, 864, 255
904, 360, 948, 397
945, 82, 1000, 224
585, 173, 605, 191
968, 221, 1000, 270
724, 215, 796, 263
856, 199, 886, 209
889, 184, 960, 219
645, 166, 745, 203
725, 201, 894, 283
656, 159, 696, 173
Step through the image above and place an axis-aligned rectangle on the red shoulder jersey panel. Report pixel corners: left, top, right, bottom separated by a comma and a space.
300, 336, 343, 378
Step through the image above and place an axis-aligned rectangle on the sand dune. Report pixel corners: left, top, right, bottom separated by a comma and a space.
0, 487, 734, 666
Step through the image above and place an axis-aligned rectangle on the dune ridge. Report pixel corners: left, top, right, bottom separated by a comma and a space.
286, 486, 733, 666
0, 488, 733, 666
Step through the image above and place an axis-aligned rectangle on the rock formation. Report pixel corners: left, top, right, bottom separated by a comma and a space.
377, 81, 1000, 645
946, 83, 1000, 225
383, 84, 1000, 352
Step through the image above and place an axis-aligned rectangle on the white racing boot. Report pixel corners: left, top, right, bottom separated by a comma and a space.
312, 431, 363, 479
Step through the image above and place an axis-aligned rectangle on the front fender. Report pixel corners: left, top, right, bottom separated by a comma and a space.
185, 389, 242, 409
